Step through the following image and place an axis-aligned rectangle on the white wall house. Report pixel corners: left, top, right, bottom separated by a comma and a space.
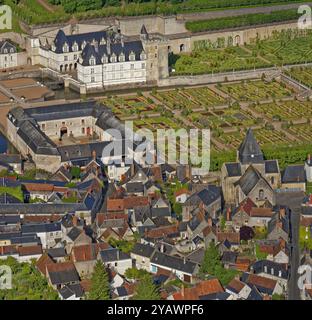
0, 40, 18, 69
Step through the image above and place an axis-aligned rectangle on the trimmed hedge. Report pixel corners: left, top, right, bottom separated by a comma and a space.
185, 9, 301, 32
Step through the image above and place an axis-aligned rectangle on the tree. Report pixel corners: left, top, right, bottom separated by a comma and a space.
200, 242, 221, 275
88, 260, 110, 300
132, 275, 160, 300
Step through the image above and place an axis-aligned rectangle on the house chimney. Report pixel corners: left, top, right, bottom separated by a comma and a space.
226, 207, 231, 221
160, 243, 164, 253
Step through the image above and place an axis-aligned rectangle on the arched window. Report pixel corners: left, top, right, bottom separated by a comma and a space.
89, 56, 96, 66
110, 53, 117, 63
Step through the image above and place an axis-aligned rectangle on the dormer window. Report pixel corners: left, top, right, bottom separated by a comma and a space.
100, 37, 106, 45
129, 51, 135, 61
102, 54, 108, 64
63, 43, 69, 53
10, 48, 14, 53
72, 42, 78, 51
3, 49, 7, 54
81, 41, 86, 50
140, 51, 146, 60
89, 56, 96, 66
110, 53, 117, 63
119, 53, 125, 62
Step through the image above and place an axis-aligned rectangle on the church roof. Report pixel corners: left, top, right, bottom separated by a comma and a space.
238, 129, 264, 164
234, 166, 269, 196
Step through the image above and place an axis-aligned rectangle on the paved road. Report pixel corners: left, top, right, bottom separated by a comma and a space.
178, 2, 312, 21
276, 191, 305, 300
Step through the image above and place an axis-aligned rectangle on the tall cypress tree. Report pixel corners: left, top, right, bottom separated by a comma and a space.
88, 260, 110, 300
132, 275, 160, 300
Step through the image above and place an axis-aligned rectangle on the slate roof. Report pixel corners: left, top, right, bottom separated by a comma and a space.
225, 162, 242, 177
47, 262, 79, 285
184, 185, 221, 207
47, 247, 67, 259
265, 160, 279, 174
282, 165, 306, 184
251, 260, 288, 279
0, 203, 84, 214
131, 243, 155, 258
53, 29, 109, 54
151, 207, 171, 218
99, 248, 131, 262
67, 226, 82, 242
126, 182, 144, 193
21, 222, 61, 234
235, 165, 270, 195
150, 251, 197, 274
80, 40, 144, 66
238, 128, 264, 164
59, 283, 84, 300
0, 40, 17, 54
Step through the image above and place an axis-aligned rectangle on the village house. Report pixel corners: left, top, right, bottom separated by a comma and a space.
130, 242, 155, 272
99, 247, 132, 275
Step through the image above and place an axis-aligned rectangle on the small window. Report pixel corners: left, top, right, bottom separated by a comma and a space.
91, 68, 94, 74
91, 76, 95, 82
82, 127, 85, 134
81, 119, 85, 125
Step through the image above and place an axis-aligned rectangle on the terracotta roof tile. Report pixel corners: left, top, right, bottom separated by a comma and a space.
18, 245, 42, 256
145, 224, 178, 239
173, 279, 224, 300
107, 198, 124, 212
250, 207, 273, 218
36, 253, 54, 275
217, 231, 240, 243
23, 183, 54, 192
124, 196, 149, 209
247, 274, 277, 290
71, 243, 109, 262
47, 261, 76, 273
227, 278, 245, 293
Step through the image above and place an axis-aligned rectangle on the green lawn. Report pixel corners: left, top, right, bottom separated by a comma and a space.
299, 226, 312, 250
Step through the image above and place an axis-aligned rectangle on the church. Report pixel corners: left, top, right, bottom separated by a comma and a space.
221, 129, 281, 206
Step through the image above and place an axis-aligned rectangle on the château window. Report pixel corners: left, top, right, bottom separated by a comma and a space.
130, 64, 134, 70
10, 48, 14, 53
90, 58, 95, 66
64, 56, 68, 61
129, 51, 135, 61
100, 37, 106, 45
3, 49, 7, 54
140, 51, 146, 60
74, 54, 77, 60
110, 54, 117, 63
91, 68, 94, 74
142, 63, 145, 69
102, 55, 108, 64
119, 53, 125, 62
91, 76, 95, 83
72, 42, 78, 51
63, 43, 69, 53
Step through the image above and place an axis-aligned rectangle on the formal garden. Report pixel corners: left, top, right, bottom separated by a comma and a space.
252, 100, 312, 122
219, 79, 293, 101
151, 86, 228, 110
285, 66, 312, 89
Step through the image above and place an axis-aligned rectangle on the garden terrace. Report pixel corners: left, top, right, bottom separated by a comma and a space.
151, 86, 228, 111
246, 30, 312, 66
253, 128, 292, 147
102, 95, 161, 120
252, 100, 312, 122
285, 66, 312, 88
288, 124, 312, 142
172, 46, 270, 75
219, 79, 293, 101
187, 107, 256, 130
